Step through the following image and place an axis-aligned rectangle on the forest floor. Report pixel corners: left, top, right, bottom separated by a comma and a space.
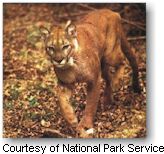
3, 3, 146, 138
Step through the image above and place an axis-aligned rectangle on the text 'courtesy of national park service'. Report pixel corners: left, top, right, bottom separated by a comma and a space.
2, 144, 164, 153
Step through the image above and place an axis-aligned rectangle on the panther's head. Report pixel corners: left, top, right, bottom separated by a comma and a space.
40, 21, 79, 69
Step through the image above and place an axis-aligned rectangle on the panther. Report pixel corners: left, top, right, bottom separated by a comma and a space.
40, 9, 140, 137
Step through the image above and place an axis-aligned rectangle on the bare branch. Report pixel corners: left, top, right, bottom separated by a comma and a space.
78, 4, 96, 11
127, 36, 146, 41
77, 4, 146, 30
57, 8, 145, 31
57, 11, 88, 18
122, 18, 146, 31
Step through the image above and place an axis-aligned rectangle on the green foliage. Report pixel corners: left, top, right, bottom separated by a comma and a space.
10, 88, 19, 100
27, 25, 41, 45
4, 101, 13, 109
28, 96, 38, 107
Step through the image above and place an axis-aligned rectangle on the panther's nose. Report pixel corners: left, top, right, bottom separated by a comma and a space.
55, 58, 63, 63
54, 54, 64, 63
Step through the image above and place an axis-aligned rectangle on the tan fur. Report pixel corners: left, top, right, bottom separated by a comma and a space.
41, 9, 140, 137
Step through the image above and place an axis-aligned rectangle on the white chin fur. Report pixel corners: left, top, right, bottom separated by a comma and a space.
68, 57, 74, 66
73, 39, 79, 51
60, 58, 66, 65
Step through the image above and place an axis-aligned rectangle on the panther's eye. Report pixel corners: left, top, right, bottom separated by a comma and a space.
46, 46, 55, 55
62, 44, 70, 51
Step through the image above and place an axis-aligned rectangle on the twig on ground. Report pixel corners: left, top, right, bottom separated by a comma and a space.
42, 128, 73, 138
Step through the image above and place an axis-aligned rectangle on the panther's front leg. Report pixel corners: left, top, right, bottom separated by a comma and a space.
57, 85, 78, 128
77, 74, 101, 137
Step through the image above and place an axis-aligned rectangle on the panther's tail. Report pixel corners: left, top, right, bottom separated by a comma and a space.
120, 30, 141, 93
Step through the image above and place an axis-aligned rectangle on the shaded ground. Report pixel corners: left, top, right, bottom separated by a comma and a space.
3, 3, 146, 138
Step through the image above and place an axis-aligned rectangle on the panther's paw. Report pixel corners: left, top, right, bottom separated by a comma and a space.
77, 128, 95, 138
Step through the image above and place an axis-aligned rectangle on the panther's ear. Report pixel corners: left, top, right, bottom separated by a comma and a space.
65, 20, 77, 38
39, 26, 50, 41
